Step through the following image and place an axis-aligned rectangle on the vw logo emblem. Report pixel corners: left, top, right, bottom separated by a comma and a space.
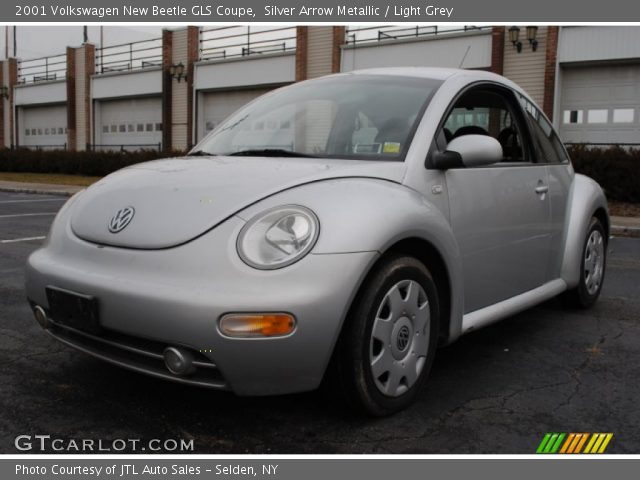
108, 207, 135, 234
396, 325, 410, 351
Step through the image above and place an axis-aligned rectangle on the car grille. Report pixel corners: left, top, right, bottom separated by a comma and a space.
46, 320, 227, 390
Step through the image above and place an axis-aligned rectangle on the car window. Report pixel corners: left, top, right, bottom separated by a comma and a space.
193, 75, 442, 161
519, 94, 568, 164
351, 112, 380, 154
441, 87, 529, 163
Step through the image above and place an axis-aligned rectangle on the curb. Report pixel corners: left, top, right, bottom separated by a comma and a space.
0, 187, 76, 197
611, 225, 640, 238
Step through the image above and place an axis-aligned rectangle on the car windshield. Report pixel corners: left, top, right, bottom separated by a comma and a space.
191, 74, 442, 161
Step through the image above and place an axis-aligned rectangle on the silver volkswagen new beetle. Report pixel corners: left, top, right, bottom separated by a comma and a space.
26, 68, 608, 415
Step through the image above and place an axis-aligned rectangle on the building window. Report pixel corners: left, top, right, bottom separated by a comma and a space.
25, 129, 30, 136
587, 109, 608, 124
563, 110, 583, 124
127, 124, 134, 132
110, 125, 117, 133
31, 129, 36, 135
58, 127, 64, 135
146, 123, 153, 132
119, 124, 126, 133
102, 126, 109, 133
137, 123, 144, 132
612, 108, 634, 123
45, 128, 50, 135
155, 123, 162, 131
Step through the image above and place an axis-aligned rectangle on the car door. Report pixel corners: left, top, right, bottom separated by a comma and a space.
518, 94, 572, 282
436, 84, 553, 313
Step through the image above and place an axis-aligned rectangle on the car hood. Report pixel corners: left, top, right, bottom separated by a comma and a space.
70, 156, 406, 249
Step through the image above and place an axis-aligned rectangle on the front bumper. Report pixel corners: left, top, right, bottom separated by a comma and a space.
25, 216, 378, 395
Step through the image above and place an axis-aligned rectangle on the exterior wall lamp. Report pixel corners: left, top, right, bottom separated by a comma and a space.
509, 26, 539, 53
0, 86, 8, 99
169, 63, 187, 82
509, 26, 523, 53
526, 26, 539, 52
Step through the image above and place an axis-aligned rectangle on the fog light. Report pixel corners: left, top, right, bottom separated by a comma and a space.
219, 313, 296, 338
163, 347, 195, 376
33, 306, 49, 329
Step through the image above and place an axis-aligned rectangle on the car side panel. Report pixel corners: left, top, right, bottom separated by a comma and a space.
546, 163, 573, 281
560, 173, 609, 288
445, 164, 552, 313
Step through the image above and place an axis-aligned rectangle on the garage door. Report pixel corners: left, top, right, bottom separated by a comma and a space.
200, 88, 273, 141
19, 104, 67, 149
96, 97, 162, 150
559, 64, 640, 144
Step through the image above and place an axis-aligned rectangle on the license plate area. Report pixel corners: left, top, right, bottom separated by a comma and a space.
46, 286, 101, 334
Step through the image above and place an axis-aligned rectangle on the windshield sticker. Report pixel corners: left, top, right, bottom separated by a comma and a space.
383, 142, 401, 154
354, 143, 382, 154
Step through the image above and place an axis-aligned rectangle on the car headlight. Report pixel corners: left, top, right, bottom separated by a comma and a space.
237, 205, 319, 270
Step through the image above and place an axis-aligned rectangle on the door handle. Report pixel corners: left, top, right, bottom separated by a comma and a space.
535, 185, 549, 194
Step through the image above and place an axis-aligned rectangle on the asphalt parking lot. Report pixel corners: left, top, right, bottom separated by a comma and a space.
0, 190, 639, 454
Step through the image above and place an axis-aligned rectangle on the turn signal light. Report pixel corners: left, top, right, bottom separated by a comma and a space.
219, 313, 296, 338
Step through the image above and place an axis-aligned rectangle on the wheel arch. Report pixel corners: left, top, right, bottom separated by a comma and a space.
321, 233, 461, 394
383, 237, 453, 346
593, 206, 610, 238
560, 173, 610, 289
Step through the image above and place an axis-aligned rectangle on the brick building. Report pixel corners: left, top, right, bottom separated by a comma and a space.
1, 25, 638, 152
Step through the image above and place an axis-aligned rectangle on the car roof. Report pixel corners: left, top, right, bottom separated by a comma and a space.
345, 66, 530, 101
348, 66, 513, 84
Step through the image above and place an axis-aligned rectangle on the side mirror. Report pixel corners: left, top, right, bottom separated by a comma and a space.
432, 134, 503, 170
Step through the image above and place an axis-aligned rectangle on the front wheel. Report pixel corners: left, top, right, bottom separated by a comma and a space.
566, 217, 607, 308
335, 255, 440, 416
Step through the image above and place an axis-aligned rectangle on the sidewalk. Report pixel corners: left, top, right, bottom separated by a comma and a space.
0, 180, 84, 196
1, 180, 638, 237
610, 215, 640, 238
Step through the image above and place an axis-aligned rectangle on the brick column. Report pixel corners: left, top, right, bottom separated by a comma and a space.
295, 27, 308, 81
543, 26, 559, 121
161, 29, 173, 152
186, 26, 199, 150
297, 27, 343, 81
332, 26, 345, 73
84, 45, 95, 148
0, 59, 18, 148
0, 64, 4, 148
65, 47, 76, 150
66, 43, 94, 151
168, 26, 199, 152
490, 26, 505, 75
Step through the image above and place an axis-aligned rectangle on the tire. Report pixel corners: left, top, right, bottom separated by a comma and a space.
566, 217, 607, 308
335, 254, 440, 416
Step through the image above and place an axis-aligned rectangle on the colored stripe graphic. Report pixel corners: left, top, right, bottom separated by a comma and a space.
574, 433, 590, 453
538, 433, 613, 454
536, 433, 565, 453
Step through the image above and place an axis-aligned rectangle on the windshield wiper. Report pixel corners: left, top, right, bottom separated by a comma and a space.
187, 150, 217, 157
226, 149, 318, 158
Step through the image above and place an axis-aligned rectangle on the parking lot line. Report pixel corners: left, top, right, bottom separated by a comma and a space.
0, 199, 66, 204
0, 213, 57, 219
0, 236, 46, 244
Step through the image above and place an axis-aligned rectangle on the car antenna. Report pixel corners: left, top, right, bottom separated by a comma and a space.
458, 46, 471, 68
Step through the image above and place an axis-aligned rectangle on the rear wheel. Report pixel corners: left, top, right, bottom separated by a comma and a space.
566, 217, 607, 308
335, 254, 439, 416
